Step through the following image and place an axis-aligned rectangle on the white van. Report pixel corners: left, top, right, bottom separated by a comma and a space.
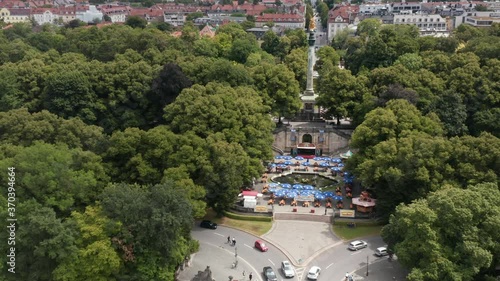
375, 247, 388, 256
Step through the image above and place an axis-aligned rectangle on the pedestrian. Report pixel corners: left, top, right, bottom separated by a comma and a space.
242, 270, 245, 277
249, 272, 252, 281
345, 272, 349, 280
227, 236, 231, 244
232, 237, 236, 246
324, 208, 327, 215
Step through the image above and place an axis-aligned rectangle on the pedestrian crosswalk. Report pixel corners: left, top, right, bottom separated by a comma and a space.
295, 267, 305, 280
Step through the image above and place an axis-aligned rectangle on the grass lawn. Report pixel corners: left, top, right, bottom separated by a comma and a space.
332, 225, 384, 240
202, 209, 273, 236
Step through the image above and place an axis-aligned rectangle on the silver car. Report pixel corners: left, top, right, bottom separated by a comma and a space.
281, 261, 295, 278
348, 240, 368, 251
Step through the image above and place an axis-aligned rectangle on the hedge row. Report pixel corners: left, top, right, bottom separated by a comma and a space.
223, 211, 273, 222
333, 219, 383, 227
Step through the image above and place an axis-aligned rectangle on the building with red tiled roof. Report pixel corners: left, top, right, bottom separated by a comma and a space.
98, 4, 131, 23
154, 3, 204, 15
327, 4, 359, 41
255, 13, 304, 29
28, 0, 54, 8
0, 1, 29, 9
0, 7, 30, 23
199, 23, 216, 37
31, 6, 79, 24
208, 3, 267, 17
128, 7, 164, 22
31, 7, 59, 24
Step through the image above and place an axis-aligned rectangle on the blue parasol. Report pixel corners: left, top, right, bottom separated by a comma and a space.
294, 156, 304, 160
332, 158, 342, 163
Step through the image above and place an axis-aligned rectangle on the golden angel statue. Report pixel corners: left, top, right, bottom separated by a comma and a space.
309, 17, 316, 31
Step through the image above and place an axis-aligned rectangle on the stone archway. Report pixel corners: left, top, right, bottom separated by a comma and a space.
302, 134, 312, 143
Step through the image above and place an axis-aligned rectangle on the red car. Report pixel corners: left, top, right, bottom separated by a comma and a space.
255, 240, 269, 252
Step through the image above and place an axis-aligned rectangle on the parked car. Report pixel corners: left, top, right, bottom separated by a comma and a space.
199, 220, 217, 229
307, 266, 321, 280
348, 240, 368, 251
263, 266, 278, 281
281, 261, 295, 278
375, 247, 388, 256
255, 240, 269, 252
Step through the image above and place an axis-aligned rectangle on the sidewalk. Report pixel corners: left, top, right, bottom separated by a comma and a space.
177, 242, 257, 281
348, 257, 408, 281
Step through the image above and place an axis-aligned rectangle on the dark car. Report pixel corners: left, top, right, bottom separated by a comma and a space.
263, 266, 278, 281
200, 220, 217, 229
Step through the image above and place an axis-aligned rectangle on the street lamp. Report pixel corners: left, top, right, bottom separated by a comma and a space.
366, 255, 369, 276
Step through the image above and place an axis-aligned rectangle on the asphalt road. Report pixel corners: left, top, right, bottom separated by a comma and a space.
184, 225, 302, 281
182, 224, 404, 281
310, 236, 387, 281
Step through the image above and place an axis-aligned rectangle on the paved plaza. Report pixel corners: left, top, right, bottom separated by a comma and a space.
262, 220, 341, 266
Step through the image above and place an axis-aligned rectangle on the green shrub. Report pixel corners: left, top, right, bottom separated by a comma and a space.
223, 211, 273, 222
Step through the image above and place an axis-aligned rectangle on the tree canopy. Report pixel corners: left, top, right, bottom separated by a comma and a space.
382, 183, 500, 281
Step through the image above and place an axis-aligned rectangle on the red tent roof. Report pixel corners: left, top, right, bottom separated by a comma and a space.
242, 191, 258, 197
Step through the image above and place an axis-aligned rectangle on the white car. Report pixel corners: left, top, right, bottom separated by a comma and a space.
281, 261, 295, 278
348, 240, 368, 251
375, 247, 388, 256
307, 266, 321, 280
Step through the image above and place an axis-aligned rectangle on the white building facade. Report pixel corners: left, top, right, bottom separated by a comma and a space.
76, 5, 103, 23
393, 13, 447, 32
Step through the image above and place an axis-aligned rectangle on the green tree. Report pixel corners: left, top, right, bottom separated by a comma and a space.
240, 20, 255, 30
201, 137, 253, 214
453, 24, 486, 42
350, 99, 443, 157
0, 68, 23, 111
193, 37, 220, 57
0, 199, 77, 281
100, 182, 196, 280
284, 47, 307, 90
316, 63, 368, 124
41, 70, 97, 123
0, 142, 109, 214
284, 28, 307, 49
261, 30, 280, 56
53, 206, 122, 281
164, 82, 274, 162
251, 63, 302, 122
149, 63, 193, 123
356, 18, 381, 38
229, 36, 259, 63
382, 183, 500, 281
125, 16, 148, 29
315, 45, 340, 71
433, 91, 468, 136
186, 12, 204, 21
448, 133, 500, 187
353, 134, 454, 220
0, 109, 107, 153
